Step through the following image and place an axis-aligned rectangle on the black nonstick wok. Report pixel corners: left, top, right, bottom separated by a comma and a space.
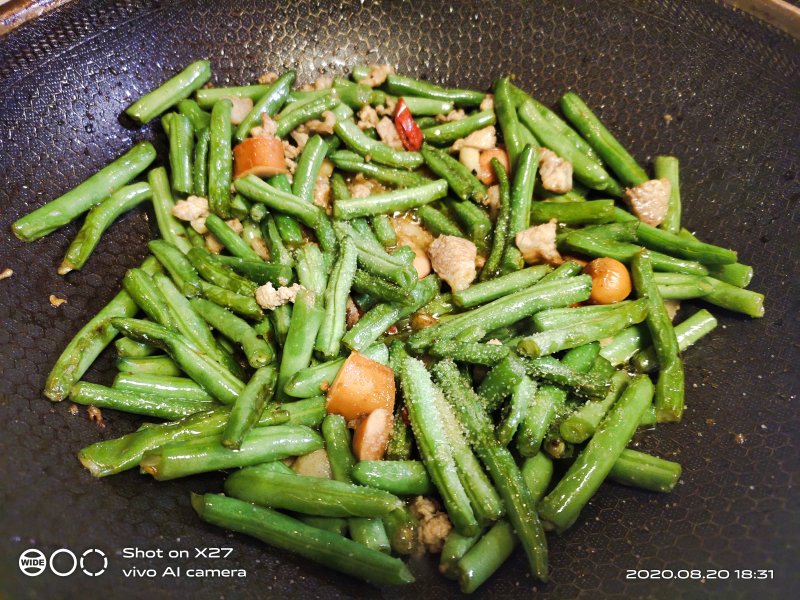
0, 1, 798, 597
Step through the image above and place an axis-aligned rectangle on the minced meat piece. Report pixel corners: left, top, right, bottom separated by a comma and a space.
224, 96, 254, 125
410, 496, 452, 554
538, 148, 573, 194
255, 282, 303, 310
428, 235, 478, 292
625, 178, 671, 226
451, 126, 496, 151
515, 219, 563, 265
357, 105, 380, 130
376, 116, 404, 150
436, 109, 466, 123
249, 113, 278, 138
361, 64, 395, 88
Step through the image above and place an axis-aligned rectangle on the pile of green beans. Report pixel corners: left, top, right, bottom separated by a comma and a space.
15, 59, 764, 593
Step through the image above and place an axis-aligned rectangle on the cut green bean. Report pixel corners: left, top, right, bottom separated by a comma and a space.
193, 127, 210, 196
113, 372, 213, 402
497, 376, 536, 446
632, 308, 718, 372
126, 60, 211, 124
334, 179, 448, 219
223, 366, 276, 448
457, 520, 518, 594
539, 374, 654, 532
329, 150, 430, 188
13, 141, 156, 241
195, 84, 271, 109
235, 175, 321, 228
417, 204, 464, 237
69, 382, 213, 420
212, 254, 293, 286
116, 354, 182, 377
559, 370, 630, 444
370, 214, 398, 247
199, 280, 263, 319
208, 99, 233, 217
177, 98, 211, 133
292, 135, 329, 202
494, 77, 526, 167
315, 237, 358, 358
191, 298, 274, 368
440, 530, 482, 581
609, 449, 682, 493
266, 174, 305, 249
235, 70, 296, 141
148, 239, 202, 297
654, 156, 681, 233
559, 92, 649, 188
277, 289, 324, 401
421, 110, 496, 145
530, 199, 616, 225
384, 74, 485, 107
420, 144, 487, 203
351, 461, 433, 496
632, 251, 684, 422
521, 453, 554, 504
187, 248, 256, 296
115, 337, 155, 358
203, 214, 262, 261
455, 265, 551, 308
59, 182, 151, 274
167, 113, 194, 194
480, 158, 512, 281
444, 198, 492, 253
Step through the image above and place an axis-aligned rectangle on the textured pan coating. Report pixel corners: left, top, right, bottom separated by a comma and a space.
0, 0, 798, 598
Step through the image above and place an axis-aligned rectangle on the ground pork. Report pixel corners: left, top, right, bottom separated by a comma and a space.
313, 174, 331, 209
538, 147, 573, 194
479, 94, 495, 111
172, 195, 210, 234
376, 116, 404, 150
515, 218, 562, 265
296, 110, 337, 136
452, 126, 497, 151
410, 496, 452, 554
257, 72, 278, 85
428, 235, 478, 292
357, 105, 380, 130
249, 113, 278, 138
375, 96, 397, 117
223, 96, 254, 125
625, 178, 671, 226
360, 64, 395, 88
255, 282, 303, 310
436, 109, 466, 123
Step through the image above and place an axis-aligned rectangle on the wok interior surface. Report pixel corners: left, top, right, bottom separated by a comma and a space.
0, 0, 798, 597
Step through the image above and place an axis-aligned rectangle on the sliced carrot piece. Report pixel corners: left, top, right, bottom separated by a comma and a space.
325, 351, 395, 422
352, 408, 393, 461
233, 137, 287, 179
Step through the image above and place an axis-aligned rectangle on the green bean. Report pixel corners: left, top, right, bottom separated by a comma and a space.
632, 309, 718, 372
333, 221, 415, 288
433, 359, 549, 582
560, 370, 630, 444
521, 453, 554, 504
222, 367, 278, 449
507, 144, 538, 238
421, 110, 496, 145
532, 301, 635, 331
13, 142, 156, 241
322, 414, 356, 483
598, 324, 648, 366
126, 60, 211, 124
609, 448, 681, 493
420, 144, 487, 203
192, 126, 210, 196
382, 505, 419, 556
268, 304, 292, 347
636, 222, 737, 265
456, 265, 551, 307
200, 493, 415, 584
408, 275, 592, 351
456, 520, 518, 594
191, 298, 274, 367
69, 381, 212, 420
226, 464, 402, 518
201, 214, 261, 261
348, 518, 392, 553
208, 99, 233, 217
370, 214, 398, 246
116, 354, 182, 377
167, 113, 194, 194
59, 183, 151, 274
273, 94, 339, 138
332, 103, 423, 169
140, 425, 321, 480
148, 167, 193, 253
177, 98, 211, 133
195, 84, 271, 109
148, 240, 201, 296
518, 297, 648, 357
539, 374, 653, 532
351, 461, 433, 496
560, 230, 709, 276
530, 199, 615, 225
199, 281, 263, 319
292, 244, 325, 297
331, 80, 385, 107
235, 174, 321, 227
315, 237, 358, 358
212, 255, 293, 287
266, 174, 305, 249
283, 396, 327, 428
261, 215, 295, 268
249, 202, 268, 222
122, 268, 179, 330
653, 156, 681, 233
398, 355, 479, 535
445, 198, 492, 253
417, 204, 464, 237
559, 92, 649, 188
708, 262, 754, 288
510, 87, 600, 161
111, 317, 244, 404
329, 150, 428, 189
292, 135, 328, 203
428, 340, 509, 366
334, 180, 448, 219
188, 248, 256, 296
384, 73, 485, 107
434, 390, 505, 526
342, 275, 440, 351
277, 289, 324, 401
113, 372, 213, 402
296, 515, 349, 536
115, 337, 155, 358
632, 251, 684, 422
497, 376, 536, 446
476, 354, 528, 409
440, 530, 482, 581
518, 100, 623, 196
494, 77, 527, 166
478, 159, 511, 281
352, 270, 410, 304
235, 70, 296, 141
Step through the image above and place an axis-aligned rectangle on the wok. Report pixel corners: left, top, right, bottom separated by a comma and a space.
0, 1, 798, 597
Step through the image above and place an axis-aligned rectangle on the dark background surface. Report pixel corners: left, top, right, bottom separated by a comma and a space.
0, 1, 798, 598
